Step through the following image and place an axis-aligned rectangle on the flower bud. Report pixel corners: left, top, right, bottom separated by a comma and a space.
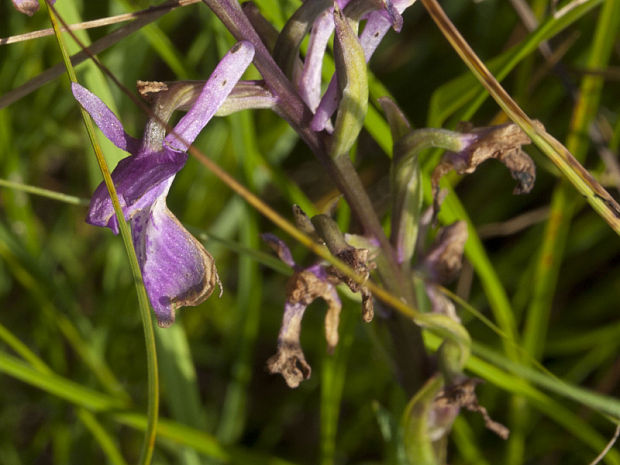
330, 3, 368, 158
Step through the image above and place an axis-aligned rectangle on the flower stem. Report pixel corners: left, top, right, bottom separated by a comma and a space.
201, 0, 427, 380
47, 3, 159, 464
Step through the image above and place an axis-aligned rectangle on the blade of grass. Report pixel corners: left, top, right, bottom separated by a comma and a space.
420, 0, 620, 234
0, 351, 297, 465
0, 323, 128, 465
320, 301, 356, 465
155, 324, 206, 465
0, 178, 89, 205
512, 3, 620, 463
0, 351, 127, 411
427, 0, 603, 127
0, 224, 130, 401
0, 2, 171, 109
47, 4, 159, 465
114, 0, 192, 79
216, 92, 263, 443
77, 410, 129, 465
523, 0, 620, 363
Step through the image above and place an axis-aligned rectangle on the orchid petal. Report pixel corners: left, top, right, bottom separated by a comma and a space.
72, 83, 141, 154
86, 149, 186, 233
261, 233, 297, 268
298, 10, 334, 111
132, 196, 220, 328
166, 41, 255, 151
311, 0, 415, 132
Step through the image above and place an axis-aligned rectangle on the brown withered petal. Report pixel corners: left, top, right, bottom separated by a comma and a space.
360, 287, 374, 322
423, 221, 468, 284
325, 247, 375, 321
266, 302, 312, 388
326, 248, 371, 290
436, 378, 510, 439
137, 80, 169, 101
432, 122, 541, 212
268, 266, 342, 387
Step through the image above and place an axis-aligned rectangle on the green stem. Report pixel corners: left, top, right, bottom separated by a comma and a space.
0, 178, 89, 205
47, 4, 159, 465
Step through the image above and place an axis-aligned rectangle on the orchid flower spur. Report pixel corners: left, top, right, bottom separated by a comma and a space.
73, 41, 255, 327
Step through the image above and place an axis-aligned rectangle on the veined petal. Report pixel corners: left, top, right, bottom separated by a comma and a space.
72, 83, 141, 154
166, 41, 255, 151
132, 196, 221, 328
86, 149, 187, 233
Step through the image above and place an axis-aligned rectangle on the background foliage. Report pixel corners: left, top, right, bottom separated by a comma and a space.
0, 0, 619, 464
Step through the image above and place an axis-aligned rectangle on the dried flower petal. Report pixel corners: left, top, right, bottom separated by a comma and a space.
311, 213, 376, 321
264, 235, 343, 387
266, 301, 312, 388
423, 221, 468, 284
325, 247, 374, 321
425, 284, 459, 322
432, 122, 540, 211
435, 378, 510, 439
267, 265, 342, 387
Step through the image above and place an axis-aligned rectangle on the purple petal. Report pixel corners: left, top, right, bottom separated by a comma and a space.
261, 233, 297, 268
86, 148, 186, 233
311, 0, 414, 132
166, 41, 255, 151
298, 10, 334, 111
132, 196, 220, 327
71, 83, 141, 154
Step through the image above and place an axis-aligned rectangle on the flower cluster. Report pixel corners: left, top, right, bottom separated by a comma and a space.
262, 209, 375, 388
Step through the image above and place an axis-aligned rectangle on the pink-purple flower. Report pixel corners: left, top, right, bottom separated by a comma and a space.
73, 41, 255, 327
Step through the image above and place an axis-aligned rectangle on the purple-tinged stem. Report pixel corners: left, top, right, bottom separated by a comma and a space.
200, 0, 410, 297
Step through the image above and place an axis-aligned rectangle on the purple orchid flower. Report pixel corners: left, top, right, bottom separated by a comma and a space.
73, 41, 255, 327
12, 0, 55, 16
311, 0, 416, 132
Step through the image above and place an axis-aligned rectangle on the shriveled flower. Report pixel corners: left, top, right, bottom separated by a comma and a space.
262, 233, 342, 388
431, 121, 540, 214
12, 0, 54, 16
418, 219, 468, 320
74, 41, 255, 327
